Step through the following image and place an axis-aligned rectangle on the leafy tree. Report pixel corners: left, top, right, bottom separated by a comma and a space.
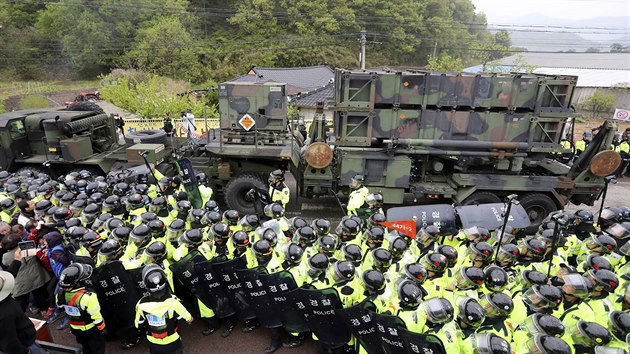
123, 16, 203, 81
425, 53, 464, 72
585, 47, 600, 53
610, 43, 630, 53
583, 90, 616, 118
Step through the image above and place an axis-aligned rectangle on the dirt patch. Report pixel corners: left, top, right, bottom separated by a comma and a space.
3, 88, 98, 111
573, 113, 630, 137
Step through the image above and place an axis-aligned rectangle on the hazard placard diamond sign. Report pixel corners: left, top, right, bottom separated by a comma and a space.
239, 114, 256, 131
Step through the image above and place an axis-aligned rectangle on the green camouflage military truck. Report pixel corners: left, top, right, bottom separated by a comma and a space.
0, 107, 169, 177
201, 69, 621, 226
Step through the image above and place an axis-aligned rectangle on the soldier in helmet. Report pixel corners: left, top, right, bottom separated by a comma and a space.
57, 264, 107, 354
134, 265, 192, 354
346, 174, 369, 217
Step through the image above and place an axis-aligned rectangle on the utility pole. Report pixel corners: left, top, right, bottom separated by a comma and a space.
359, 29, 367, 70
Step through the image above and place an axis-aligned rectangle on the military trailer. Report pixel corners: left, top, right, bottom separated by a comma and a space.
0, 108, 169, 177
202, 68, 621, 226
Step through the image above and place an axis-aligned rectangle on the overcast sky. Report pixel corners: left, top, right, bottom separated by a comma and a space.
472, 0, 630, 22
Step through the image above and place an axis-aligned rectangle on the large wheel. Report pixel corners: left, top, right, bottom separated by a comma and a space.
462, 191, 502, 205
519, 193, 558, 231
224, 173, 267, 215
125, 129, 167, 146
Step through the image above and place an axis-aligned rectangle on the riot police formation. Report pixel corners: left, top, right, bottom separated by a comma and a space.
3, 168, 630, 354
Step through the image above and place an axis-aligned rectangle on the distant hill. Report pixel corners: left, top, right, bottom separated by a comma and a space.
488, 14, 629, 52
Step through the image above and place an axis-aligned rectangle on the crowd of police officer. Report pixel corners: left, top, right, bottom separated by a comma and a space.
2, 166, 630, 354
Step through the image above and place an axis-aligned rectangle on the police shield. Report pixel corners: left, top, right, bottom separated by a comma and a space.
387, 204, 457, 235
91, 261, 139, 332
176, 158, 203, 209
169, 250, 206, 293
338, 301, 383, 354
286, 287, 351, 349
455, 202, 530, 231
127, 266, 151, 299
372, 312, 407, 354
258, 271, 309, 334
400, 328, 446, 354
212, 257, 256, 320
193, 260, 235, 319
235, 267, 283, 328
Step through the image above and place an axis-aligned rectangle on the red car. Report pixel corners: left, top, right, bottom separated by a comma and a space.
64, 91, 101, 106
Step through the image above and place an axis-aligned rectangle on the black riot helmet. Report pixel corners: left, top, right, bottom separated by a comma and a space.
284, 242, 304, 266
145, 241, 167, 263
361, 269, 386, 294
98, 239, 123, 261
264, 203, 285, 219
180, 229, 203, 248
466, 333, 512, 354
484, 266, 509, 292
140, 211, 157, 225
142, 264, 170, 299
147, 219, 166, 238
202, 211, 222, 226
110, 226, 131, 243
524, 335, 571, 354
59, 263, 93, 289
166, 219, 186, 242
365, 226, 385, 249
252, 240, 273, 263
231, 230, 250, 249
113, 182, 130, 197
307, 253, 329, 278
174, 200, 192, 215
259, 228, 278, 247
520, 313, 565, 337
522, 284, 563, 313
149, 196, 166, 214
403, 263, 428, 285
331, 260, 355, 283
188, 209, 206, 228
457, 297, 486, 328
204, 200, 219, 212
422, 297, 454, 325
420, 252, 448, 277
317, 235, 338, 257
210, 222, 230, 242
585, 269, 619, 294
609, 311, 630, 341
372, 248, 393, 272
102, 195, 121, 214
337, 218, 360, 242
479, 292, 514, 319
398, 280, 423, 309
311, 218, 331, 236
342, 244, 363, 267
288, 217, 308, 234
569, 320, 611, 348
437, 245, 458, 268
294, 226, 317, 248
104, 217, 124, 232
130, 224, 152, 248
222, 209, 240, 226
416, 225, 440, 248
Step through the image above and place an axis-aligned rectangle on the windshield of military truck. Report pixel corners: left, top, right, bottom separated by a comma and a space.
8, 120, 26, 140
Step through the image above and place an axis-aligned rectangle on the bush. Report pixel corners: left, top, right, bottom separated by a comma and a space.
20, 95, 49, 109
99, 72, 218, 119
582, 90, 616, 118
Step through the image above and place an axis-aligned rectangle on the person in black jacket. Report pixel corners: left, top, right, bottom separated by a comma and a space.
0, 270, 46, 354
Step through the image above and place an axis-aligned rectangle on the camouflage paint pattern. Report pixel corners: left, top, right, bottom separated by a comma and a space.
218, 82, 287, 131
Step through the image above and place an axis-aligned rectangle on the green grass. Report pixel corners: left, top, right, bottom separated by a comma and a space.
0, 80, 100, 112
20, 95, 50, 109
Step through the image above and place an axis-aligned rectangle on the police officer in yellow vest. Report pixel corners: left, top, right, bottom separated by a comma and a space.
347, 174, 369, 216
58, 263, 107, 354
135, 264, 193, 354
614, 135, 630, 178
268, 170, 290, 208
575, 130, 592, 156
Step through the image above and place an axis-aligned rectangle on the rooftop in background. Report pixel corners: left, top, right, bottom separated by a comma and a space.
232, 65, 334, 96
294, 84, 334, 109
465, 52, 630, 88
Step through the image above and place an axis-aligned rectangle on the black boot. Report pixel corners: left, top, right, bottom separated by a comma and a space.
221, 316, 236, 338
203, 317, 218, 336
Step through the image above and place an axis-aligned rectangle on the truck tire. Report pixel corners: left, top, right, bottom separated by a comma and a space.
519, 193, 558, 231
125, 130, 167, 146
224, 173, 267, 215
462, 191, 502, 205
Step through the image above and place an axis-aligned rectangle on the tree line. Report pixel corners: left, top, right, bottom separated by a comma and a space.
0, 0, 512, 83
